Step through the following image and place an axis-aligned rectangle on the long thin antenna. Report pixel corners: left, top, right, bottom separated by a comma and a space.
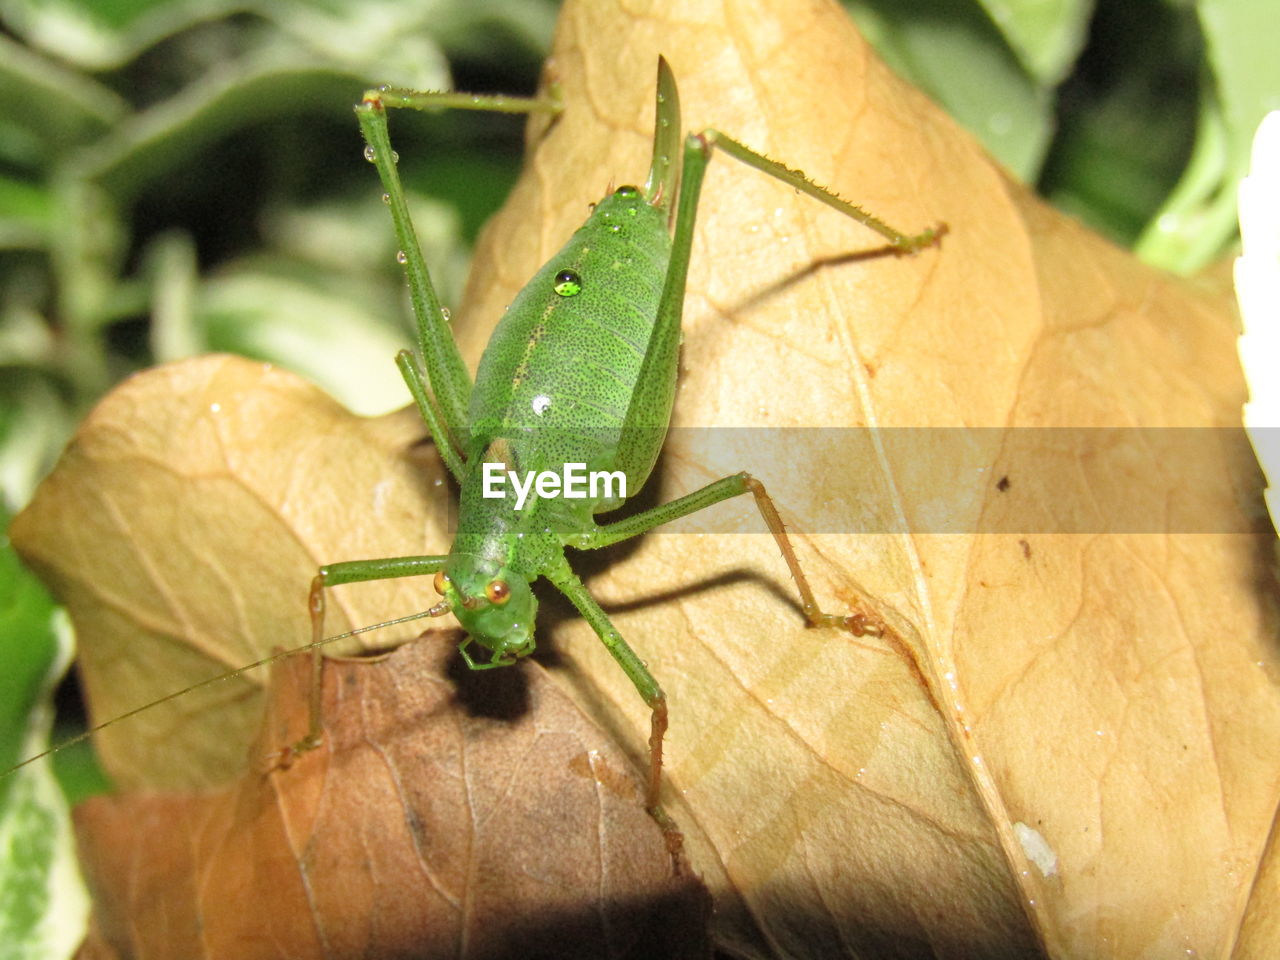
4, 607, 447, 778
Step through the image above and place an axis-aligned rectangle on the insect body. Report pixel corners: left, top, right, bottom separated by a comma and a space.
302, 57, 941, 831
437, 182, 672, 667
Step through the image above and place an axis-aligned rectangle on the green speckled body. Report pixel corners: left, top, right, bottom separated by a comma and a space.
453, 188, 675, 579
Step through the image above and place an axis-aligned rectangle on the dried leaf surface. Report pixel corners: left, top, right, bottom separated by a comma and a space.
12, 0, 1280, 958
72, 636, 704, 960
13, 358, 453, 790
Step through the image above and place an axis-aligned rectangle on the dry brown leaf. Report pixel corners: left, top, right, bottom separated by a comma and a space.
12, 0, 1280, 957
73, 634, 706, 960
13, 359, 454, 791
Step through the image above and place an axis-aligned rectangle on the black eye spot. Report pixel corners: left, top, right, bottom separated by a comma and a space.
615, 185, 639, 197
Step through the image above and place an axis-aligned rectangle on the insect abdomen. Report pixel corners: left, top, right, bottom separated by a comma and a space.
469, 188, 673, 480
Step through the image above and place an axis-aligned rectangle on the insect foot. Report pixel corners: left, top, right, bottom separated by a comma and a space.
842, 611, 886, 638
262, 730, 323, 773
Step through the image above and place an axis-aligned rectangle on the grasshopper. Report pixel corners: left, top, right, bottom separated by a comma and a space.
296, 56, 942, 832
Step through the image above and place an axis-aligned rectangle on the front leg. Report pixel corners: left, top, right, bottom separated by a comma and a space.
278, 555, 449, 764
543, 560, 682, 856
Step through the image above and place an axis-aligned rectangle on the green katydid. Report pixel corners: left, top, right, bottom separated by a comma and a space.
7, 58, 940, 830
285, 56, 942, 831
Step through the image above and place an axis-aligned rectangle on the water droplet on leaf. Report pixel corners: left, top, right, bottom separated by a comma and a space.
553, 269, 582, 297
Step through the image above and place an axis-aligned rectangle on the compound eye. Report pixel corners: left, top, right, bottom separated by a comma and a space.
485, 579, 511, 605
433, 571, 448, 595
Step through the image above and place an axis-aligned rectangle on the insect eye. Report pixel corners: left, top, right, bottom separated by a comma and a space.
485, 579, 511, 605
433, 571, 448, 595
615, 185, 639, 197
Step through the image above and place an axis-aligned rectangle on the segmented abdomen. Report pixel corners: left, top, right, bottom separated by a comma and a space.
468, 188, 672, 484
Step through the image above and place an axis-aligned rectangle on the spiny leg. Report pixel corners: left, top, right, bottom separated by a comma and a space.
544, 560, 682, 855
584, 97, 940, 822
639, 131, 935, 633
396, 349, 465, 482
616, 91, 942, 482
354, 87, 559, 442
698, 129, 945, 252
277, 555, 449, 764
579, 472, 882, 635
628, 120, 945, 629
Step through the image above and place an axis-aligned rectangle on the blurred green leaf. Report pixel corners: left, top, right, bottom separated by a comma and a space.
0, 512, 88, 960
0, 518, 59, 776
0, 762, 89, 960
1136, 0, 1280, 271
0, 177, 53, 250
75, 60, 397, 202
1038, 0, 1202, 248
2, 0, 231, 69
975, 0, 1093, 85
199, 259, 415, 416
846, 0, 1054, 180
0, 375, 70, 511
0, 33, 124, 168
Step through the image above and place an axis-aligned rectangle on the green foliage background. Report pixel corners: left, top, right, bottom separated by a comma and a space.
0, 0, 1275, 955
